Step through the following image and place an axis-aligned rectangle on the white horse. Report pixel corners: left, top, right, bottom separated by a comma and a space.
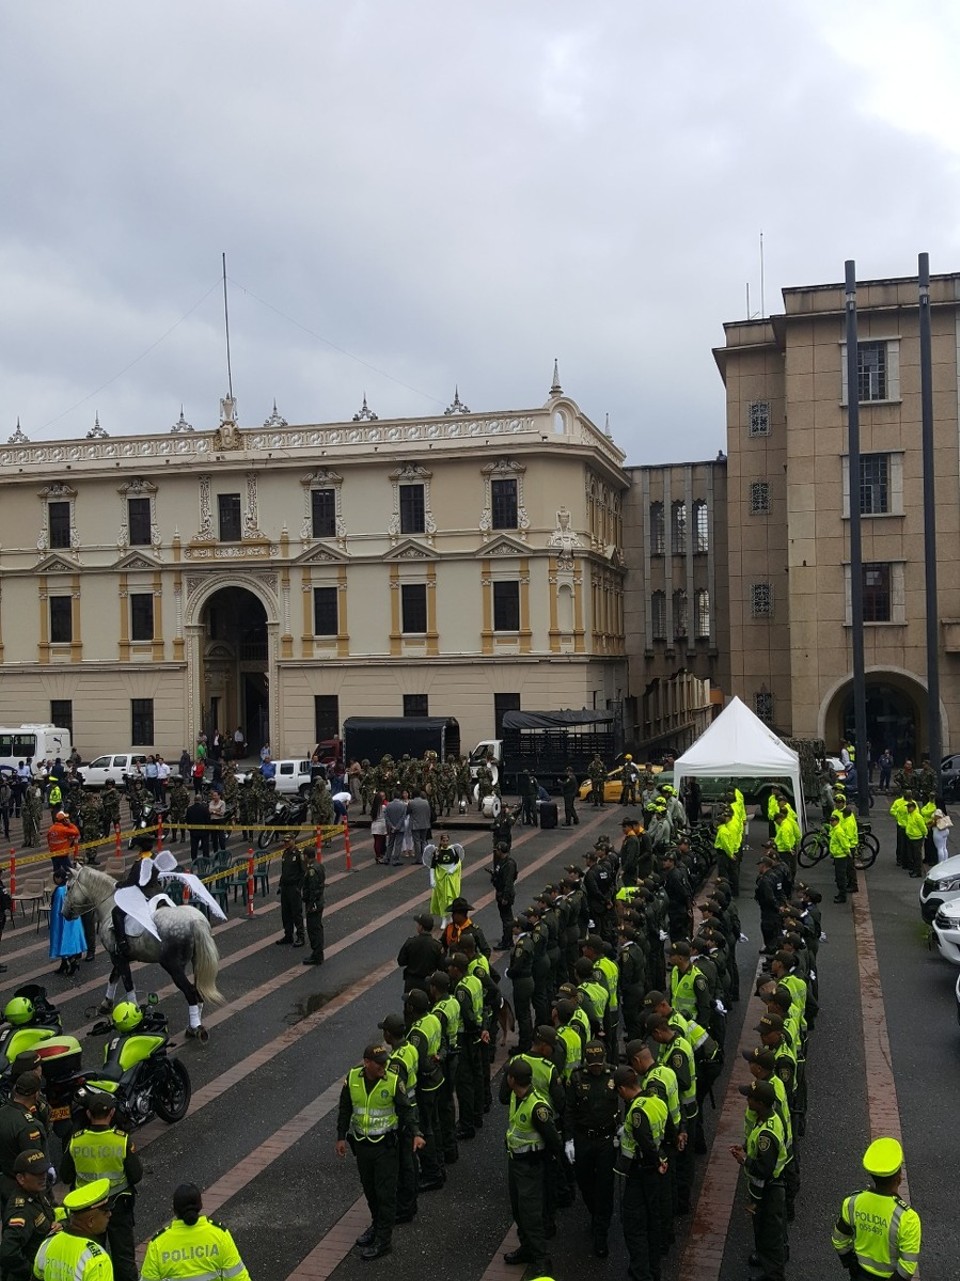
64, 864, 222, 1041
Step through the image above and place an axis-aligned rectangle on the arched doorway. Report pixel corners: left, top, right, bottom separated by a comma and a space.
821, 669, 932, 766
199, 587, 269, 754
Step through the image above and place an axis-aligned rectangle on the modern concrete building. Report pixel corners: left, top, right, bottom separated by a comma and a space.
716, 269, 960, 760
0, 376, 629, 759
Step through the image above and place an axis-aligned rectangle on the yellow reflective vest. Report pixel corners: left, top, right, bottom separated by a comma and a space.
140, 1214, 252, 1280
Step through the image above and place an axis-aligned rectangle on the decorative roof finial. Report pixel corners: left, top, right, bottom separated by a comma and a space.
604, 412, 612, 437
444, 385, 470, 416
171, 406, 194, 433
550, 359, 562, 396
263, 400, 288, 428
8, 418, 29, 445
352, 393, 379, 422
86, 412, 109, 439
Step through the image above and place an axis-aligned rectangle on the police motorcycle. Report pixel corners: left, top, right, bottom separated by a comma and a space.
258, 788, 309, 848
37, 1000, 192, 1137
0, 987, 63, 1101
128, 798, 170, 849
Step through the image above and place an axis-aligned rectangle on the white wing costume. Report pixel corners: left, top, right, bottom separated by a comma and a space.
114, 849, 226, 940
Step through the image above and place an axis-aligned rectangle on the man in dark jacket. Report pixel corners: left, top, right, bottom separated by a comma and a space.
396, 914, 443, 995
662, 850, 693, 942
490, 843, 518, 949
755, 851, 786, 954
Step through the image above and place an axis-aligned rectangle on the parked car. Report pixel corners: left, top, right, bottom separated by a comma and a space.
577, 765, 663, 804
262, 759, 315, 799
78, 753, 151, 789
932, 898, 960, 965
920, 853, 960, 924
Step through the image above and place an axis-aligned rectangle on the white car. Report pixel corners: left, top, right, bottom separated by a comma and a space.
78, 752, 151, 788
920, 853, 960, 924
260, 759, 317, 798
932, 898, 960, 965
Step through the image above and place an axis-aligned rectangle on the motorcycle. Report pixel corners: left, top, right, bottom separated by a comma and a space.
0, 985, 62, 1101
258, 794, 310, 848
38, 1006, 191, 1135
128, 799, 169, 849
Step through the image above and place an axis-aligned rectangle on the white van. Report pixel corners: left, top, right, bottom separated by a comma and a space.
0, 724, 73, 771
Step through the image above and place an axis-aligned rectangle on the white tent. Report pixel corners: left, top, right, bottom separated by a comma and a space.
673, 696, 805, 831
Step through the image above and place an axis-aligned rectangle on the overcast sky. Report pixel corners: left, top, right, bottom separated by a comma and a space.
3, 2, 959, 464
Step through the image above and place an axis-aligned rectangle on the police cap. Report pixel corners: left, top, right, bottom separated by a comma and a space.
583, 1040, 606, 1063
14, 1072, 41, 1097
414, 913, 435, 930
404, 989, 430, 1014
534, 1025, 557, 1046
64, 1178, 112, 1213
377, 1013, 406, 1036
643, 990, 667, 1008
741, 1047, 776, 1071
362, 1043, 389, 1065
755, 1013, 785, 1034
863, 1137, 903, 1179
738, 1079, 776, 1108
13, 1149, 46, 1175
506, 1058, 533, 1084
668, 940, 691, 957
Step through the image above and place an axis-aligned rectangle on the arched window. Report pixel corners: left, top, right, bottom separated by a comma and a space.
693, 500, 708, 553
671, 501, 687, 554
695, 588, 710, 638
651, 591, 666, 640
650, 502, 665, 555
673, 588, 688, 639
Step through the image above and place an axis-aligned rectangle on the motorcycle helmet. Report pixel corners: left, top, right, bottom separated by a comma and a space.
112, 1002, 143, 1034
3, 997, 35, 1026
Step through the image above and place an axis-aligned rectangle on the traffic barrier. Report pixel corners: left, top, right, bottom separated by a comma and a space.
315, 825, 323, 861
8, 851, 15, 901
114, 825, 122, 860
246, 850, 255, 919
343, 816, 352, 872
155, 814, 164, 852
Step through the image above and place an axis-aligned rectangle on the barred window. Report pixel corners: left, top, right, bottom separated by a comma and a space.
695, 588, 710, 638
673, 588, 688, 639
651, 591, 666, 641
751, 583, 773, 617
750, 481, 770, 514
749, 401, 770, 436
859, 454, 889, 515
693, 500, 709, 553
862, 563, 891, 622
671, 501, 687, 554
650, 502, 665, 555
755, 691, 774, 725
858, 342, 887, 402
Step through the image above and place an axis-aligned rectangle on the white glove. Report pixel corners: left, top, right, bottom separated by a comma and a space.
739, 932, 749, 943
819, 931, 828, 942
659, 930, 669, 942
715, 999, 727, 1015
564, 1139, 575, 1164
47, 1166, 56, 1182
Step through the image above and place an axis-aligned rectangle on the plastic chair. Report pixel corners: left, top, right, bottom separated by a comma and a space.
15, 877, 45, 921
35, 883, 53, 934
225, 863, 249, 906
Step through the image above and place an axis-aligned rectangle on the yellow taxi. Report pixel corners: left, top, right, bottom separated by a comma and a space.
578, 763, 663, 804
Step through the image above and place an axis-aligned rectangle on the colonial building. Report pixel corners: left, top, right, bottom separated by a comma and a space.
716, 269, 960, 759
0, 375, 629, 759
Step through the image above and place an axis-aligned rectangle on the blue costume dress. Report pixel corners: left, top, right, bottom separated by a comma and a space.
49, 883, 86, 958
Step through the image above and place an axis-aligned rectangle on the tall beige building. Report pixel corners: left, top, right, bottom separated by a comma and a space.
0, 378, 628, 759
716, 270, 960, 759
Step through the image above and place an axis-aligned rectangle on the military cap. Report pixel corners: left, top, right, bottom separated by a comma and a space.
378, 1013, 406, 1036
64, 1178, 111, 1212
738, 1079, 776, 1108
362, 1043, 389, 1065
741, 1047, 776, 1071
13, 1149, 47, 1175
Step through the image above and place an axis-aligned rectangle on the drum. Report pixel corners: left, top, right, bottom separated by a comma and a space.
481, 794, 502, 819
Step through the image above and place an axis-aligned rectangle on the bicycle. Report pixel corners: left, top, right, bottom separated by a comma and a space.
797, 822, 878, 870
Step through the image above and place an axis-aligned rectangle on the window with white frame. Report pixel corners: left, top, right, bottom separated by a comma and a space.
751, 583, 773, 617
750, 481, 770, 514
841, 339, 900, 404
841, 452, 903, 518
843, 562, 905, 625
749, 401, 771, 436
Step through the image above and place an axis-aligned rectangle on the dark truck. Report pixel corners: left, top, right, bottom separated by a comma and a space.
342, 716, 461, 765
470, 709, 617, 795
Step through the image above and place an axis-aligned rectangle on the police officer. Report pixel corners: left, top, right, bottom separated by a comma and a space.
60, 1095, 142, 1281
276, 833, 305, 948
33, 1178, 113, 1281
0, 1074, 46, 1215
403, 990, 446, 1192
0, 1149, 59, 1281
427, 971, 461, 1166
447, 952, 487, 1140
730, 1079, 788, 1281
508, 911, 536, 1052
301, 847, 326, 966
832, 1137, 921, 1280
141, 1182, 251, 1281
396, 914, 443, 996
614, 1065, 669, 1281
566, 1041, 619, 1257
378, 1013, 421, 1225
490, 843, 518, 950
502, 1058, 563, 1279
336, 1043, 424, 1261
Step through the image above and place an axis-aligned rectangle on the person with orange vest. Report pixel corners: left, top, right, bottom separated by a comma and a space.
47, 811, 80, 876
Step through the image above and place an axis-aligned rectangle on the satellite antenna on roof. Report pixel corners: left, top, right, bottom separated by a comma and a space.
222, 252, 234, 400
759, 230, 766, 319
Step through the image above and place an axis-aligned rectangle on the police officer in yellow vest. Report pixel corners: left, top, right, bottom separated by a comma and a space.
730, 1079, 788, 1281
60, 1095, 142, 1281
141, 1182, 251, 1281
502, 1058, 563, 1280
832, 1137, 921, 1280
614, 1065, 668, 1281
336, 1042, 424, 1260
33, 1177, 113, 1281
379, 1014, 421, 1225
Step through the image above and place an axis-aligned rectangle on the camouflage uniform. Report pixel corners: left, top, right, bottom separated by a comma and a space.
127, 777, 146, 824
475, 762, 494, 811
358, 760, 374, 815
222, 764, 239, 810
100, 782, 121, 835
79, 792, 102, 860
21, 785, 42, 847
309, 779, 334, 827
167, 778, 189, 841
439, 758, 458, 817
238, 779, 258, 841
588, 754, 607, 807
456, 757, 471, 808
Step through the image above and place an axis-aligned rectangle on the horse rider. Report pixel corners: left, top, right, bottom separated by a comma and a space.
111, 834, 167, 958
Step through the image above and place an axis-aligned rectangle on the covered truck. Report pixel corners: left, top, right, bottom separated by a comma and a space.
471, 709, 617, 794
343, 716, 461, 765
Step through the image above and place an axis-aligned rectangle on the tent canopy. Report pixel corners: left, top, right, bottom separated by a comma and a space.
673, 696, 804, 828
